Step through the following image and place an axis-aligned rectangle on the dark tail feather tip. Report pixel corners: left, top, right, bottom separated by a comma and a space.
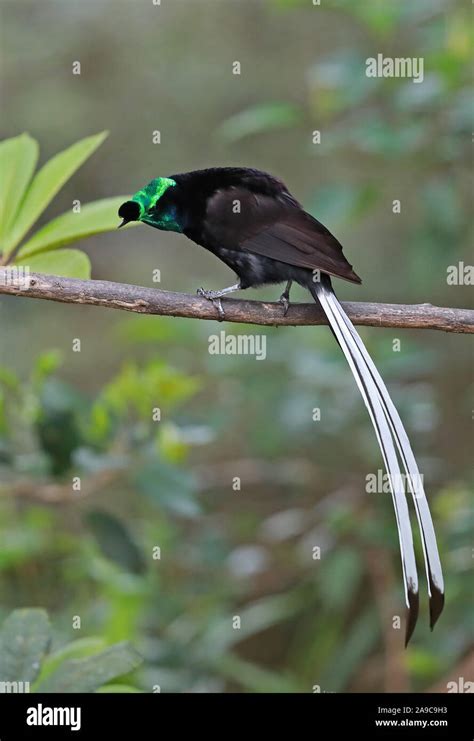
429, 585, 445, 631
405, 589, 420, 647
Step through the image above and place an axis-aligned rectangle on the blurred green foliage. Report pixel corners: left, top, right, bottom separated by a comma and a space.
0, 608, 142, 693
0, 0, 472, 693
0, 131, 135, 277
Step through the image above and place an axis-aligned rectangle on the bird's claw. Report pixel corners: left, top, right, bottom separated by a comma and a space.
197, 287, 225, 320
279, 292, 290, 316
212, 298, 225, 321
197, 287, 219, 300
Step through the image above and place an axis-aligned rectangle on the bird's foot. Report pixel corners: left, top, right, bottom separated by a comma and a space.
278, 280, 292, 316
197, 287, 224, 301
197, 287, 225, 320
278, 291, 290, 316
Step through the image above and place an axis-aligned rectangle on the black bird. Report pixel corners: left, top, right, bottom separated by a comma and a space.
118, 167, 444, 643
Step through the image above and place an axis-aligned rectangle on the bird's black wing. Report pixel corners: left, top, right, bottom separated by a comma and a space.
203, 186, 361, 284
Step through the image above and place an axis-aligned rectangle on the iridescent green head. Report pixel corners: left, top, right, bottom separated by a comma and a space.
118, 177, 182, 232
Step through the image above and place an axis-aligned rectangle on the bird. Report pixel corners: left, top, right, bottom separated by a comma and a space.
118, 167, 444, 644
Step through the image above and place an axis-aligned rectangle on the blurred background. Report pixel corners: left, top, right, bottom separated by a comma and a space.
0, 0, 472, 692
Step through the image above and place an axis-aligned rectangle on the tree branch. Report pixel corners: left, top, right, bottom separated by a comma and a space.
0, 270, 472, 333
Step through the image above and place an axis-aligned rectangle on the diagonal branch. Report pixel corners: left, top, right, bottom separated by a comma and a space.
0, 270, 473, 333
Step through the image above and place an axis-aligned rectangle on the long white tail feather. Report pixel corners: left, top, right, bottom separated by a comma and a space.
326, 289, 444, 628
313, 281, 419, 642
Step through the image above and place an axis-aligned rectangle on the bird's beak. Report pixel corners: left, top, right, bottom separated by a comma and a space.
118, 219, 128, 229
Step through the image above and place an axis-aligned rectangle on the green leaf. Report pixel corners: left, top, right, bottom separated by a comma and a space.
36, 641, 142, 693
31, 350, 64, 385
16, 248, 91, 279
17, 196, 135, 259
0, 608, 51, 684
86, 510, 147, 575
134, 460, 201, 518
3, 131, 108, 255
0, 133, 39, 245
34, 638, 106, 688
216, 102, 301, 144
